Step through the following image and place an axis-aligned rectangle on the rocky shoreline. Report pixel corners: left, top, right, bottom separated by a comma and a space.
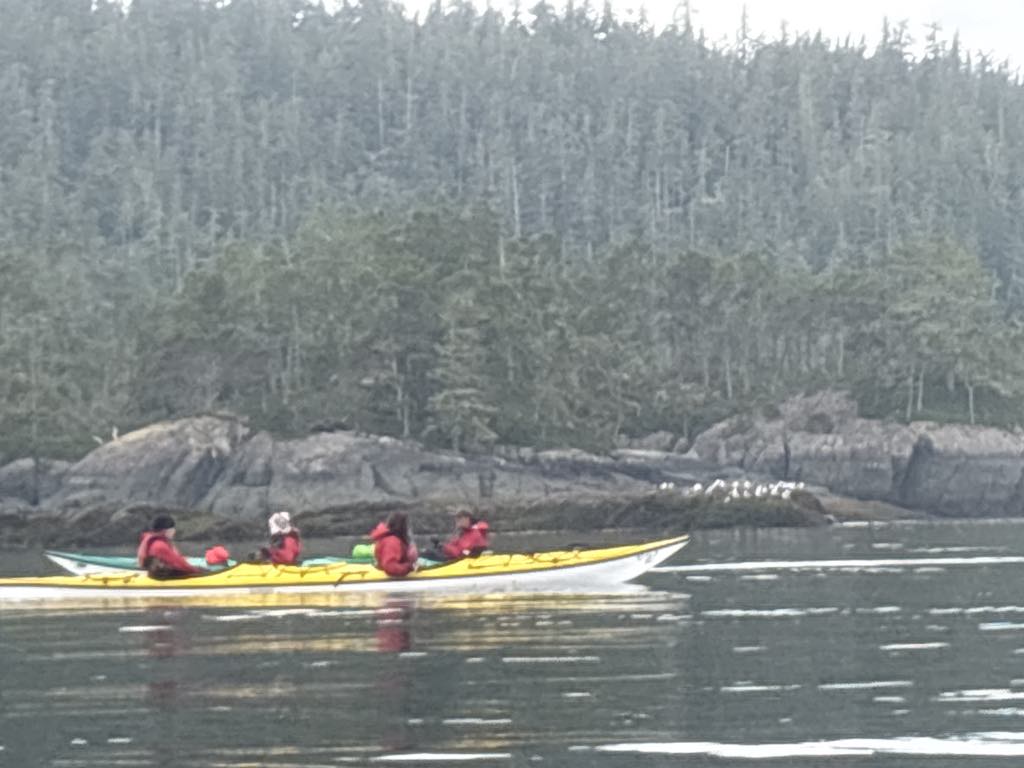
690, 391, 1024, 518
3, 390, 1021, 548
0, 488, 841, 549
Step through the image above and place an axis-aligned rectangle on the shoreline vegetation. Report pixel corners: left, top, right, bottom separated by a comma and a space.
3, 2, 1024, 475
3, 4, 1024, 550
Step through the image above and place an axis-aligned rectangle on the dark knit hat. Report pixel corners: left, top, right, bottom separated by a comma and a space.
151, 514, 176, 531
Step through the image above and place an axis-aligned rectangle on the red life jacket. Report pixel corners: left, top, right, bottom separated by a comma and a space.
371, 523, 418, 577
268, 531, 302, 565
441, 521, 490, 560
137, 530, 166, 568
137, 531, 201, 575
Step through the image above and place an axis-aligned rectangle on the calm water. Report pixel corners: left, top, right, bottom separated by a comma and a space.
5, 521, 1024, 766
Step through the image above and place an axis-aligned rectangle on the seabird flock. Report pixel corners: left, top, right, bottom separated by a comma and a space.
656, 478, 806, 502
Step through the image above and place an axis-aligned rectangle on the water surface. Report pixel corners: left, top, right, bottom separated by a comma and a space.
4, 521, 1024, 766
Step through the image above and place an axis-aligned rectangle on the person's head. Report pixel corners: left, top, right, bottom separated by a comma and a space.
268, 511, 294, 536
454, 507, 474, 531
152, 514, 176, 538
386, 511, 410, 542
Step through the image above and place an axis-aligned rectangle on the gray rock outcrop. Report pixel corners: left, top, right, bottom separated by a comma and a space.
6, 388, 1023, 535
0, 458, 70, 504
9, 416, 725, 524
201, 432, 664, 521
899, 425, 1024, 516
50, 416, 251, 511
690, 391, 1024, 516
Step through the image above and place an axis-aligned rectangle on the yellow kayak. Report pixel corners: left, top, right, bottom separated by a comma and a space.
0, 535, 688, 605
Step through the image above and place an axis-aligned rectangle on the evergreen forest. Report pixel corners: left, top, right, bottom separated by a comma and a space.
3, 0, 1024, 461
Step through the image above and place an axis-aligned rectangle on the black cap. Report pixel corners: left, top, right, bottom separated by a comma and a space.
151, 514, 176, 531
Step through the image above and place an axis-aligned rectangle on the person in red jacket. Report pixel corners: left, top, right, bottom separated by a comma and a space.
371, 511, 419, 577
261, 511, 302, 565
137, 515, 204, 580
439, 509, 491, 560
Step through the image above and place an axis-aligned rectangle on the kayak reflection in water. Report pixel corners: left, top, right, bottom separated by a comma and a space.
371, 511, 419, 577
424, 506, 491, 561
136, 515, 205, 580
143, 608, 184, 707
374, 598, 416, 753
375, 598, 414, 653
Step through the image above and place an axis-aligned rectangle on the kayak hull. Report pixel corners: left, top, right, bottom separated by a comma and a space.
3, 536, 688, 605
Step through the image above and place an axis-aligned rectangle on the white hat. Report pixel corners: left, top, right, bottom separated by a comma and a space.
268, 511, 293, 536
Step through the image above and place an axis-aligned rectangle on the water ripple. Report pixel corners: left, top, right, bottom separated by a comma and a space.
656, 556, 1024, 573
371, 753, 512, 762
593, 732, 1024, 757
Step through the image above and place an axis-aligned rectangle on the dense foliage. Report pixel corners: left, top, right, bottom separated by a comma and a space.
2, 0, 1024, 461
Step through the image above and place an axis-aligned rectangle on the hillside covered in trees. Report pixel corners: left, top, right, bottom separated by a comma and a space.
2, 0, 1024, 462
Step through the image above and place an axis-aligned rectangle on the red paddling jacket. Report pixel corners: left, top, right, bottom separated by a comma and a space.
441, 521, 490, 560
371, 523, 419, 577
137, 531, 203, 577
267, 531, 302, 565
